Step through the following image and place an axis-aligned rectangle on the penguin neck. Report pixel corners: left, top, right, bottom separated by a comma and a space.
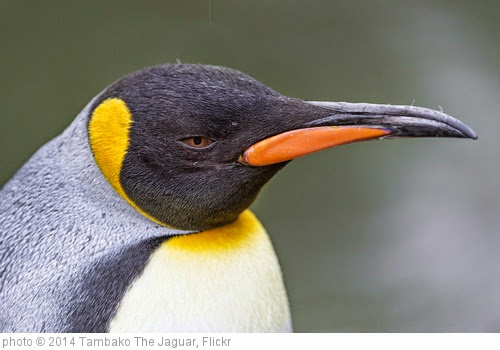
109, 209, 292, 332
166, 209, 261, 253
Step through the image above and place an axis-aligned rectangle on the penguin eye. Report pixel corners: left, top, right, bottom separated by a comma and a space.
181, 137, 213, 149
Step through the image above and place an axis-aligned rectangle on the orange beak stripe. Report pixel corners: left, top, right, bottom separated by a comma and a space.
241, 126, 391, 166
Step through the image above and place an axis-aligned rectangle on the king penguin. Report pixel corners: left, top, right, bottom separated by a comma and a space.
0, 64, 477, 332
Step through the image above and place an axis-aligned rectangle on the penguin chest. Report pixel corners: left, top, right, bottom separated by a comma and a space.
109, 211, 291, 332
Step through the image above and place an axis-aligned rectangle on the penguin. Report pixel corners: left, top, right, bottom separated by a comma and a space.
0, 64, 477, 332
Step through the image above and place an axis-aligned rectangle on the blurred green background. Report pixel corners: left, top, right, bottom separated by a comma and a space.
1, 0, 498, 331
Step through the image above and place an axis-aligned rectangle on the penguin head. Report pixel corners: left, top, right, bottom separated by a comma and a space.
88, 64, 477, 231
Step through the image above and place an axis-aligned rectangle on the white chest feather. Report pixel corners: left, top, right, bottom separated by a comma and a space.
109, 211, 291, 332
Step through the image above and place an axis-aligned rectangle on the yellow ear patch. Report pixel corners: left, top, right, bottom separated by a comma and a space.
88, 98, 164, 226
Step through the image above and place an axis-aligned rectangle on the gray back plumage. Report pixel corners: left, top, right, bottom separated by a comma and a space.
0, 99, 189, 332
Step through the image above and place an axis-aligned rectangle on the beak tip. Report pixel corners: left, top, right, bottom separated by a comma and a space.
461, 126, 478, 140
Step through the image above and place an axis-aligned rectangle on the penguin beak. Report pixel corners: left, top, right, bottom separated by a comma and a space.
240, 101, 478, 166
